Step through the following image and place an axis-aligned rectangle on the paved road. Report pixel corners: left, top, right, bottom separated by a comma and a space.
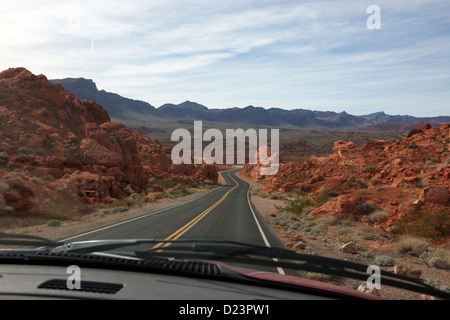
60, 169, 290, 274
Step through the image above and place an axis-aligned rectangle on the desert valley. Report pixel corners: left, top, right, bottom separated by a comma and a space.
0, 67, 448, 300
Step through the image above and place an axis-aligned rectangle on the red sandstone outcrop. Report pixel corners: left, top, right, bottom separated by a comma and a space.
0, 68, 218, 217
241, 122, 449, 240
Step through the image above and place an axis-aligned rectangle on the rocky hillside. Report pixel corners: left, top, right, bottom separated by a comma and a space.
0, 68, 217, 222
242, 123, 449, 242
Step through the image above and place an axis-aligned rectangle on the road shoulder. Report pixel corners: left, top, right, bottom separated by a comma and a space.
6, 186, 221, 241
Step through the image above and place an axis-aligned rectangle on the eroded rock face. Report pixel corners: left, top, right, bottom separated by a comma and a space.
0, 68, 218, 216
420, 186, 449, 204
333, 140, 356, 163
241, 122, 450, 237
3, 179, 35, 211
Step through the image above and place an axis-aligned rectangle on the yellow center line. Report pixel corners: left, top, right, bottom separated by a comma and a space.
151, 172, 239, 250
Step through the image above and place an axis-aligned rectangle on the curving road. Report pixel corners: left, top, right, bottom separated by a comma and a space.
60, 169, 288, 274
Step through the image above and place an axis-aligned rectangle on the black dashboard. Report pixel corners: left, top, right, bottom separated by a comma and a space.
0, 263, 331, 300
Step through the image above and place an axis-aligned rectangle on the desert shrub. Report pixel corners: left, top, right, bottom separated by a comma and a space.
361, 233, 377, 240
124, 185, 135, 195
374, 255, 396, 267
42, 198, 84, 220
335, 226, 352, 235
310, 216, 340, 234
304, 221, 314, 228
365, 164, 377, 174
129, 193, 141, 201
291, 222, 302, 230
176, 184, 192, 195
315, 189, 338, 206
302, 214, 314, 221
273, 217, 287, 226
18, 147, 29, 155
391, 209, 449, 241
356, 180, 368, 189
35, 148, 46, 156
397, 237, 429, 257
5, 161, 14, 169
339, 177, 355, 191
424, 249, 450, 270
251, 189, 266, 197
155, 178, 176, 189
423, 278, 450, 293
269, 193, 285, 200
428, 257, 450, 270
43, 138, 54, 149
29, 159, 41, 166
276, 196, 315, 216
113, 207, 129, 213
360, 251, 374, 258
370, 177, 380, 186
46, 219, 61, 227
3, 170, 29, 179
106, 198, 129, 208
298, 183, 310, 193
357, 202, 377, 215
323, 189, 339, 197
413, 180, 428, 188
396, 181, 411, 188
368, 210, 389, 223
337, 235, 353, 244
143, 196, 153, 204
316, 216, 341, 227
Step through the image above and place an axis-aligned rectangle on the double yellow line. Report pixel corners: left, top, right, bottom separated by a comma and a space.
151, 172, 239, 251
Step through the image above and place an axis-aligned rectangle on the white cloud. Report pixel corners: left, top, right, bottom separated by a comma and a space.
0, 0, 449, 116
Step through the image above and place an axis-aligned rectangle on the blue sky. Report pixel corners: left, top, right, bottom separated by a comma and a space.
1, 0, 449, 117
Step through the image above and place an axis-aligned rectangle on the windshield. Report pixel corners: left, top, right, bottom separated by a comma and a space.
0, 0, 449, 302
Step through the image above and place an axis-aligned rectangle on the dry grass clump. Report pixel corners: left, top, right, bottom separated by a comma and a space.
391, 209, 449, 241
424, 249, 450, 270
397, 237, 429, 257
368, 210, 389, 223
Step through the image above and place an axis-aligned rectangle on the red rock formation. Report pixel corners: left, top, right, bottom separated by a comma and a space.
241, 122, 449, 239
0, 68, 218, 217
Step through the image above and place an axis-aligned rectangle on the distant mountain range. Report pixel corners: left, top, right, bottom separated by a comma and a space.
50, 78, 156, 119
50, 78, 450, 130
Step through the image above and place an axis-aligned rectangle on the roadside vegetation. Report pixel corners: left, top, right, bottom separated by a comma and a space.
246, 181, 450, 298
0, 177, 219, 231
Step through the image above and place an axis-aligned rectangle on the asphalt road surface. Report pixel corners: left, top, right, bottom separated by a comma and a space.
60, 169, 292, 274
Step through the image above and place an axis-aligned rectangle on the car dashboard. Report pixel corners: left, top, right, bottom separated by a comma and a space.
0, 263, 333, 300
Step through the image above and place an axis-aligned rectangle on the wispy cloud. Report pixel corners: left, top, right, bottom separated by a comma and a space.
0, 0, 449, 116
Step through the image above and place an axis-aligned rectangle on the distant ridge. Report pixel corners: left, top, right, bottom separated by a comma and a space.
51, 77, 450, 129
49, 78, 156, 119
